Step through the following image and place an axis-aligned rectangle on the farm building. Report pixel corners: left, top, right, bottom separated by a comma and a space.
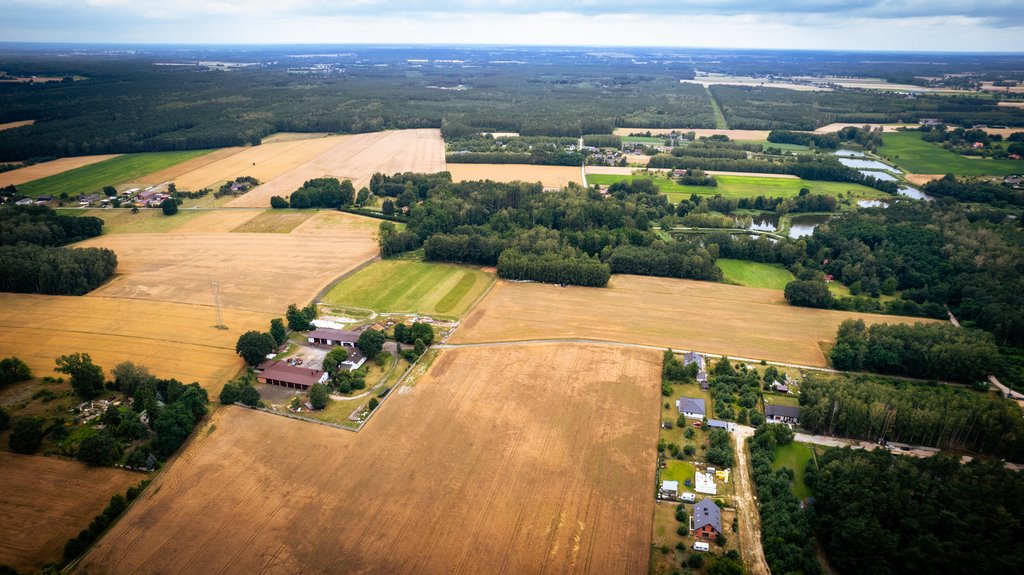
660, 480, 679, 499
772, 380, 790, 394
676, 397, 706, 419
307, 328, 360, 347
695, 471, 717, 495
765, 404, 801, 425
256, 361, 327, 390
691, 498, 723, 540
706, 419, 734, 432
683, 352, 708, 389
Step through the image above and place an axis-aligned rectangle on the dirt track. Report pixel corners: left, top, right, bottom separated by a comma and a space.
732, 425, 770, 575
78, 344, 661, 574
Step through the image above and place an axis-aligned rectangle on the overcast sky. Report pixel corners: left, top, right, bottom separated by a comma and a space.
2, 0, 1023, 51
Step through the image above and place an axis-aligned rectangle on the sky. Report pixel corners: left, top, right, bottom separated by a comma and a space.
2, 0, 1023, 52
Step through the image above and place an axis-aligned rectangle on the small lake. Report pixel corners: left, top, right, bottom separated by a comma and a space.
746, 214, 779, 232
788, 214, 831, 238
858, 169, 899, 182
834, 150, 866, 157
897, 186, 935, 201
838, 157, 902, 173
857, 199, 888, 208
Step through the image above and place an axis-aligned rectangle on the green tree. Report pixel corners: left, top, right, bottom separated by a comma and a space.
357, 329, 385, 359
414, 338, 426, 357
0, 356, 32, 386
270, 195, 289, 209
77, 430, 122, 466
0, 406, 9, 431
102, 185, 117, 197
410, 322, 435, 345
55, 353, 104, 398
111, 361, 155, 397
152, 403, 195, 456
322, 347, 350, 373
235, 331, 275, 366
382, 199, 395, 215
161, 197, 178, 215
368, 397, 379, 411
269, 318, 287, 346
8, 417, 44, 454
309, 383, 329, 410
784, 279, 835, 309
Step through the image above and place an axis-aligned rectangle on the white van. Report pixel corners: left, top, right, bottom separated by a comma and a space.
681, 492, 696, 502
693, 542, 710, 552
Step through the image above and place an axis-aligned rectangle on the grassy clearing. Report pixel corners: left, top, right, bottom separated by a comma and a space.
85, 208, 203, 234
772, 442, 814, 500
588, 172, 886, 202
707, 87, 729, 129
661, 459, 696, 485
880, 132, 1021, 176
230, 209, 315, 233
717, 259, 795, 290
17, 150, 214, 198
762, 393, 801, 407
321, 259, 495, 319
621, 136, 666, 145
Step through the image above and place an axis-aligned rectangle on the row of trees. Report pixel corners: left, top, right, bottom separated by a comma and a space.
922, 173, 1024, 206
830, 319, 999, 382
606, 243, 722, 281
0, 244, 118, 295
445, 149, 584, 166
278, 177, 357, 209
496, 248, 610, 287
0, 204, 103, 246
799, 373, 1024, 459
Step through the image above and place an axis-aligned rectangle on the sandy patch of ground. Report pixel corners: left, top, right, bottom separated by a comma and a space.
451, 275, 939, 367
0, 293, 272, 389
981, 82, 1024, 94
813, 123, 918, 134
996, 101, 1024, 108
80, 343, 659, 575
448, 163, 582, 189
261, 132, 331, 144
0, 452, 143, 573
0, 120, 34, 131
480, 131, 520, 138
226, 129, 446, 208
0, 155, 121, 188
904, 173, 943, 186
681, 76, 828, 92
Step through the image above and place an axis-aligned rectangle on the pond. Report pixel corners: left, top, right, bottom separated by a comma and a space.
857, 199, 888, 208
788, 214, 831, 238
858, 169, 900, 182
834, 150, 866, 157
897, 186, 935, 201
838, 157, 903, 173
746, 214, 779, 232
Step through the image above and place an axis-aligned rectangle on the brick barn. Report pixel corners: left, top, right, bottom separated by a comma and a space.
256, 361, 328, 390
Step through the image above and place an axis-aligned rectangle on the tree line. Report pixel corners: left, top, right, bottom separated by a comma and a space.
922, 173, 1024, 206
799, 372, 1024, 459
0, 204, 103, 246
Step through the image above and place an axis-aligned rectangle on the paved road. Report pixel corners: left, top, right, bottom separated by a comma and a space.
731, 425, 770, 575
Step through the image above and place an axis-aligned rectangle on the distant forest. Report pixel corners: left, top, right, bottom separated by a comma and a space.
0, 46, 1022, 160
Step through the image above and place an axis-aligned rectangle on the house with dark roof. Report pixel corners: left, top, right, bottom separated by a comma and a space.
691, 498, 722, 540
256, 361, 327, 390
307, 328, 360, 347
707, 419, 734, 432
683, 352, 708, 389
765, 404, 801, 424
676, 397, 706, 419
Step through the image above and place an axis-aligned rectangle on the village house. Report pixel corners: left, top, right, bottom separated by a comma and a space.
256, 361, 327, 390
683, 352, 708, 389
659, 480, 678, 499
765, 404, 801, 425
691, 498, 723, 540
676, 397, 706, 419
306, 328, 360, 348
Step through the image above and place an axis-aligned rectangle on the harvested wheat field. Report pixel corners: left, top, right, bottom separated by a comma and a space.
80, 343, 659, 575
448, 163, 582, 189
167, 209, 263, 233
0, 453, 143, 573
997, 101, 1024, 109
0, 154, 121, 187
128, 146, 246, 188
77, 212, 379, 313
451, 275, 939, 367
0, 120, 35, 131
226, 129, 445, 208
904, 173, 943, 186
0, 294, 272, 390
261, 132, 331, 143
613, 127, 772, 140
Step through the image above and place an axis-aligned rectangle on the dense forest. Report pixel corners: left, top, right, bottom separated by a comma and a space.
809, 449, 1024, 575
799, 373, 1024, 459
0, 205, 116, 295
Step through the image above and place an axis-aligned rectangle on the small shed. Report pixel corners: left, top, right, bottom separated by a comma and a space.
660, 480, 679, 499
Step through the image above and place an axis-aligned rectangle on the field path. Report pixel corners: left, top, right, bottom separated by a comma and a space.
732, 425, 770, 575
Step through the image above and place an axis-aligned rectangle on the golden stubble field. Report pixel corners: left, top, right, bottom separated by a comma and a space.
447, 163, 583, 189
0, 155, 121, 187
78, 344, 660, 575
226, 129, 446, 207
0, 452, 143, 573
77, 211, 380, 314
451, 275, 938, 367
0, 294, 273, 389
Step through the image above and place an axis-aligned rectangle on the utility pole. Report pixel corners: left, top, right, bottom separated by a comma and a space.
210, 280, 226, 329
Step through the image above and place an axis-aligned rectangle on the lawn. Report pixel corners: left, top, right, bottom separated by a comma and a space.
230, 209, 315, 233
587, 173, 886, 202
17, 150, 215, 198
717, 258, 795, 290
321, 259, 495, 319
879, 131, 1021, 176
772, 442, 815, 500
84, 208, 204, 234
661, 460, 696, 486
